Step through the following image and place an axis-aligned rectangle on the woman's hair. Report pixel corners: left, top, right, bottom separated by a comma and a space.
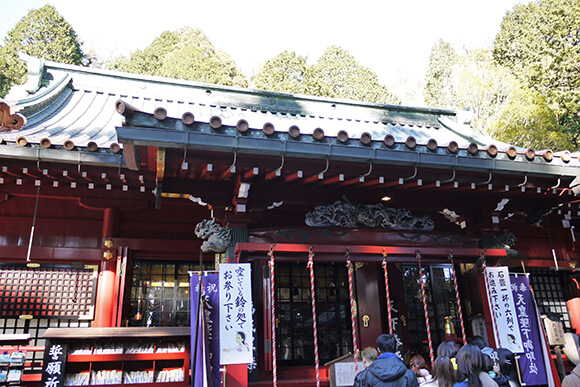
437, 340, 459, 358
481, 351, 494, 373
456, 344, 483, 387
496, 348, 521, 387
431, 356, 456, 387
237, 331, 246, 343
410, 354, 429, 377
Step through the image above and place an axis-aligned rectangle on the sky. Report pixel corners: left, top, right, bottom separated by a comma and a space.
0, 0, 524, 104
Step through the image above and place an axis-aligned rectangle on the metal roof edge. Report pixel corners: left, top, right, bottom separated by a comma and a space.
0, 144, 125, 168
116, 125, 580, 180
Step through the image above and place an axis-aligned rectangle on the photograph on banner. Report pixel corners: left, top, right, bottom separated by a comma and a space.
219, 263, 253, 365
485, 267, 524, 353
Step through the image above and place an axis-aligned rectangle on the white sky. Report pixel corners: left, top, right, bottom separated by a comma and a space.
0, 0, 524, 104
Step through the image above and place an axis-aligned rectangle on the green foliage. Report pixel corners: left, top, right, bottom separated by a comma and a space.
493, 0, 580, 148
253, 46, 400, 105
489, 87, 573, 151
451, 50, 517, 133
0, 45, 25, 97
307, 46, 400, 104
0, 4, 86, 97
253, 51, 308, 94
423, 44, 569, 150
109, 27, 247, 87
424, 39, 458, 108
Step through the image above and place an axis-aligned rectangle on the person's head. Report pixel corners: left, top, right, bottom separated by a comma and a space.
410, 354, 429, 377
496, 348, 520, 386
468, 335, 488, 350
481, 347, 498, 374
431, 356, 456, 387
359, 347, 378, 368
456, 344, 483, 387
437, 340, 459, 358
376, 334, 396, 354
236, 332, 246, 344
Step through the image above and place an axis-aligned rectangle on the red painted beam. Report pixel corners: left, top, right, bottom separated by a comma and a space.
235, 242, 506, 257
0, 246, 102, 262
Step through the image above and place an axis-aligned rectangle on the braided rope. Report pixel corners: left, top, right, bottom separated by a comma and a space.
449, 252, 467, 344
268, 245, 277, 387
417, 251, 434, 365
382, 249, 393, 335
346, 250, 359, 374
307, 247, 320, 387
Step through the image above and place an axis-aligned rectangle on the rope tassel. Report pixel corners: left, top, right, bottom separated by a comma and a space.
382, 249, 393, 335
268, 245, 277, 387
307, 247, 321, 387
417, 250, 434, 366
346, 249, 359, 374
449, 251, 467, 344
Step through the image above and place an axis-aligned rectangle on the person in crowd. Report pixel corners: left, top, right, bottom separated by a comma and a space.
454, 344, 498, 387
354, 347, 379, 387
411, 354, 432, 384
563, 360, 580, 387
481, 347, 498, 379
364, 334, 419, 387
423, 356, 456, 387
437, 341, 460, 371
468, 336, 488, 351
494, 348, 520, 387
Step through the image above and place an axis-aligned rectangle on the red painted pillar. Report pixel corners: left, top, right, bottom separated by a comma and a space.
567, 298, 580, 333
224, 364, 248, 387
92, 208, 120, 327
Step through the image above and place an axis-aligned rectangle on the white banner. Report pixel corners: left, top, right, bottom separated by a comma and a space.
485, 266, 524, 353
219, 263, 253, 365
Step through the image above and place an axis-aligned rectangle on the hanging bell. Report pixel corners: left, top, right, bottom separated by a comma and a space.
444, 316, 456, 335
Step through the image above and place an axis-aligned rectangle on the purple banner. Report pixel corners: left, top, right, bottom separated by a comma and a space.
510, 275, 547, 386
191, 273, 221, 387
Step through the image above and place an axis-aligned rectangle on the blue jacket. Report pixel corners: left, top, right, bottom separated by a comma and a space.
363, 353, 419, 387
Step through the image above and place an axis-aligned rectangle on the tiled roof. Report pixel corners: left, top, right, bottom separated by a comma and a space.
3, 56, 505, 152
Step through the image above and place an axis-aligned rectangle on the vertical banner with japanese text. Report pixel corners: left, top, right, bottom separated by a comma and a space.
485, 267, 524, 353
41, 341, 67, 387
191, 273, 221, 387
510, 274, 548, 386
219, 263, 253, 365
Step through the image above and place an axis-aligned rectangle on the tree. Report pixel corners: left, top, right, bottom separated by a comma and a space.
423, 46, 568, 150
493, 0, 580, 148
252, 46, 400, 104
252, 51, 308, 94
489, 87, 573, 151
109, 27, 247, 88
424, 39, 457, 108
307, 46, 400, 104
0, 5, 86, 97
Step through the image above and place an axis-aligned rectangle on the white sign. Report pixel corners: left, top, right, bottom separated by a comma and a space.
485, 267, 524, 353
219, 263, 253, 365
335, 363, 357, 386
543, 317, 566, 346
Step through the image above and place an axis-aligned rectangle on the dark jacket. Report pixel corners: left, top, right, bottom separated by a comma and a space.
364, 353, 419, 387
354, 368, 370, 387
